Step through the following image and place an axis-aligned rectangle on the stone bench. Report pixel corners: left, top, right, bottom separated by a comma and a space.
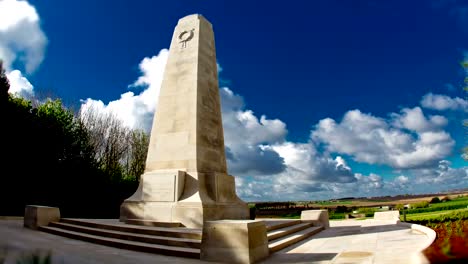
24, 205, 60, 230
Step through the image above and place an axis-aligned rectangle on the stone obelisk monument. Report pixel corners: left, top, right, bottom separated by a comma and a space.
120, 14, 249, 228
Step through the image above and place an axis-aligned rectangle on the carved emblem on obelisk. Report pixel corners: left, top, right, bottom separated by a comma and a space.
179, 28, 194, 48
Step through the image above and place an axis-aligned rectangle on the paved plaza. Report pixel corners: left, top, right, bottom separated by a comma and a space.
0, 218, 432, 264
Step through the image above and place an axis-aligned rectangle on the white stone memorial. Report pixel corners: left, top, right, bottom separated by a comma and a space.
120, 14, 249, 228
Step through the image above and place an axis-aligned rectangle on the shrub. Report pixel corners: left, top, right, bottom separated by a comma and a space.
407, 210, 468, 224
441, 196, 451, 202
357, 207, 376, 217
335, 205, 349, 213
411, 201, 429, 209
329, 212, 346, 219
430, 197, 441, 204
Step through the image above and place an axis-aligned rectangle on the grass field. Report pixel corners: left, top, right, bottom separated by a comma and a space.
314, 201, 353, 205
402, 208, 468, 221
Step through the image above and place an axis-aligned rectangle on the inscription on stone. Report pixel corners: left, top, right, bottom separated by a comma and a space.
143, 173, 176, 201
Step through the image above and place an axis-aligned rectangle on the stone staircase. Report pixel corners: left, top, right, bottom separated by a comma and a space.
38, 218, 324, 259
264, 219, 324, 253
38, 218, 202, 259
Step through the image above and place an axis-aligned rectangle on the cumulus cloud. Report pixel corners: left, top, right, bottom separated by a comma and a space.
0, 0, 47, 98
312, 108, 454, 169
220, 88, 289, 176
225, 144, 286, 176
420, 93, 468, 111
0, 0, 47, 73
80, 50, 288, 176
6, 69, 33, 97
354, 173, 384, 191
252, 142, 359, 199
414, 160, 468, 186
81, 48, 465, 201
392, 107, 448, 132
80, 49, 168, 131
235, 176, 277, 200
272, 142, 356, 184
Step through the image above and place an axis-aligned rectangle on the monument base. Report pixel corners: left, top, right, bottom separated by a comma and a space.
120, 201, 249, 228
120, 170, 249, 228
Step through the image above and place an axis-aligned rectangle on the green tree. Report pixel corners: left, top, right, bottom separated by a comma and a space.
395, 204, 405, 210
123, 129, 149, 181
335, 205, 349, 213
0, 61, 9, 102
0, 68, 141, 217
80, 104, 148, 181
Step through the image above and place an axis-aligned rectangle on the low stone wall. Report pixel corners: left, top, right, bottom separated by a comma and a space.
397, 222, 436, 249
300, 210, 329, 228
24, 205, 60, 230
201, 220, 269, 264
397, 221, 436, 264
374, 211, 400, 221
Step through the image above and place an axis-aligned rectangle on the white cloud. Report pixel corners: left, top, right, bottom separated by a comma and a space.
220, 87, 244, 112
392, 107, 448, 132
6, 69, 33, 97
354, 173, 384, 191
80, 51, 288, 176
420, 93, 468, 112
262, 142, 357, 198
0, 0, 47, 73
80, 49, 168, 131
219, 87, 288, 176
414, 160, 468, 186
312, 108, 454, 169
223, 108, 287, 147
81, 49, 465, 201
393, 175, 409, 187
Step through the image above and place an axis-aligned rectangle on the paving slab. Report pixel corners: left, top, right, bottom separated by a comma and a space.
0, 219, 432, 264
262, 219, 432, 264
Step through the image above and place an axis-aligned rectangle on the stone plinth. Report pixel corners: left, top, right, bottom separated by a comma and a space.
301, 209, 330, 228
374, 211, 400, 222
120, 14, 249, 228
200, 220, 269, 264
24, 205, 60, 230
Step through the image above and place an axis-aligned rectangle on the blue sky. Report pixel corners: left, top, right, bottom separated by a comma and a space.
2, 0, 468, 201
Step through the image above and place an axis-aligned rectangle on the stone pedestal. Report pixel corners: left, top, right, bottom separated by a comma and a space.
120, 14, 249, 228
24, 205, 60, 230
374, 211, 400, 222
200, 220, 269, 264
301, 209, 330, 228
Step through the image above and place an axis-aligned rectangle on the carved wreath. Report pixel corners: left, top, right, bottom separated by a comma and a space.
179, 29, 195, 48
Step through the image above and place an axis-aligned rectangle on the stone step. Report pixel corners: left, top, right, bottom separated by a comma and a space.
38, 226, 200, 259
125, 219, 182, 228
268, 226, 324, 253
60, 218, 202, 239
48, 222, 200, 248
264, 220, 302, 232
267, 222, 314, 241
